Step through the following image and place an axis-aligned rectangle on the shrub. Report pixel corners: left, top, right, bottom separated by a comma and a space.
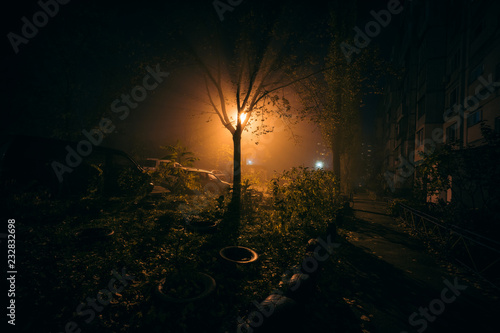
268, 167, 342, 235
152, 166, 200, 194
387, 198, 409, 216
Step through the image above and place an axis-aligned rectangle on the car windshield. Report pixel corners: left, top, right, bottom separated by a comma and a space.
113, 154, 137, 169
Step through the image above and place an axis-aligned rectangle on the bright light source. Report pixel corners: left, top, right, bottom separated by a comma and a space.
247, 159, 253, 165
239, 112, 247, 124
315, 161, 324, 169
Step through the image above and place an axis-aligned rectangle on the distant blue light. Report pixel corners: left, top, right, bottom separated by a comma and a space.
315, 161, 324, 169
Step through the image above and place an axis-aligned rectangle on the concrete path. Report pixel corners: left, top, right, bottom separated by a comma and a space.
337, 194, 499, 333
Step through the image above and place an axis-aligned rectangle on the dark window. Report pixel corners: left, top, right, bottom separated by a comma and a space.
451, 51, 460, 72
472, 22, 483, 40
418, 96, 426, 119
446, 122, 458, 143
467, 109, 482, 127
419, 44, 425, 64
470, 63, 484, 83
449, 88, 458, 106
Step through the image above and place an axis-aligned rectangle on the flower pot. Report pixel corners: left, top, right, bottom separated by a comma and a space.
219, 246, 259, 264
155, 272, 216, 304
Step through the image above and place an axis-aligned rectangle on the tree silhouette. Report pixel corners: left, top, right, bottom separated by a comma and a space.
297, 2, 385, 195
180, 1, 333, 220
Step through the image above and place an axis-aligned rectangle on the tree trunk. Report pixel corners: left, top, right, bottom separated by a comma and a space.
230, 127, 242, 220
332, 88, 342, 187
332, 133, 341, 183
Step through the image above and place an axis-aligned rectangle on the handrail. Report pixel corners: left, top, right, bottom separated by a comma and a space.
397, 201, 500, 289
399, 203, 500, 254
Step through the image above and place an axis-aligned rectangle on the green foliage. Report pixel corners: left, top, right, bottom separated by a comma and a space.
239, 179, 264, 216
242, 167, 267, 188
82, 163, 151, 200
296, 3, 389, 194
6, 164, 346, 332
407, 125, 500, 232
83, 163, 105, 199
417, 125, 500, 212
160, 140, 199, 167
269, 166, 342, 234
151, 165, 201, 194
116, 167, 150, 195
387, 198, 410, 216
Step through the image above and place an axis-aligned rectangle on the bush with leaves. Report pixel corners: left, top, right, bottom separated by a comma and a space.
152, 165, 201, 194
413, 125, 500, 232
159, 140, 199, 167
268, 167, 342, 235
387, 198, 411, 216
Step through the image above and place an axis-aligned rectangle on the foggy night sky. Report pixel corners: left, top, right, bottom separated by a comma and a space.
1, 0, 398, 173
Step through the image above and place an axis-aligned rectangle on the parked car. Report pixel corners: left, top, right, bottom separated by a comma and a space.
164, 167, 231, 195
0, 135, 154, 198
140, 158, 182, 172
210, 169, 230, 182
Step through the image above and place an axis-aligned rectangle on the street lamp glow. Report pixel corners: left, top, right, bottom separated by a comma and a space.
247, 159, 253, 165
239, 112, 247, 124
315, 161, 324, 169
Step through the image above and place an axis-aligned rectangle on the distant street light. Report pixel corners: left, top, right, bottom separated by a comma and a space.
315, 161, 324, 169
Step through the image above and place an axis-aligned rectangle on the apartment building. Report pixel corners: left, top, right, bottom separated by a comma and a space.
378, 0, 500, 200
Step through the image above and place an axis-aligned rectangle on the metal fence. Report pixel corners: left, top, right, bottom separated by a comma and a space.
397, 202, 500, 289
